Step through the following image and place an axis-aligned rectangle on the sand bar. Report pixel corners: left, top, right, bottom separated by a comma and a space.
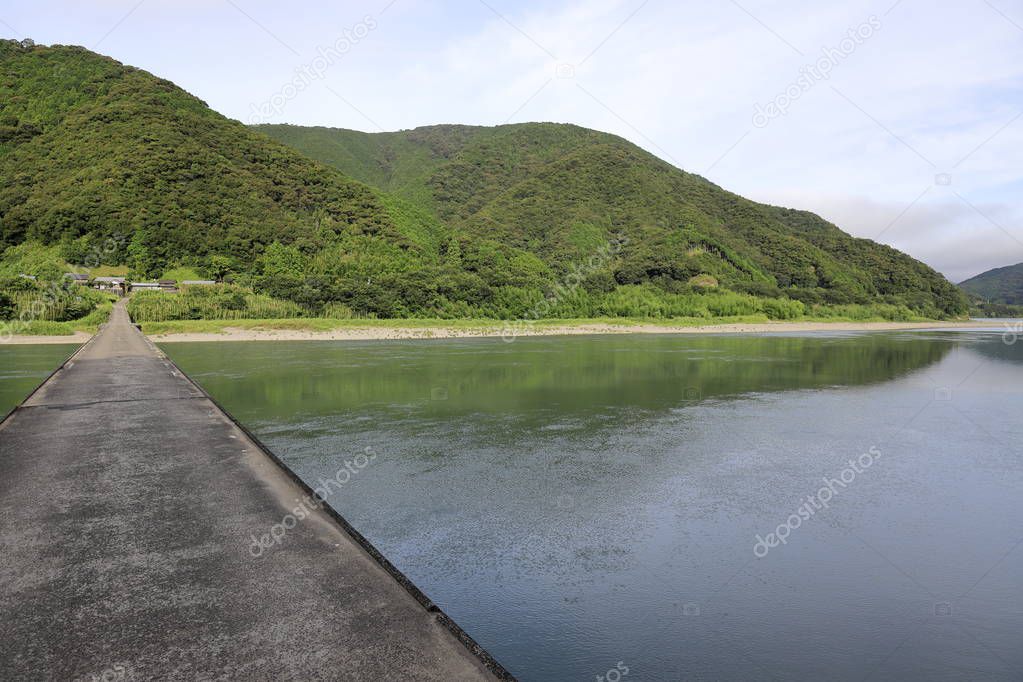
147, 319, 1007, 343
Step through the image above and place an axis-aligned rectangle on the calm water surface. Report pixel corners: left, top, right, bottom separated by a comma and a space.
163, 331, 1023, 681
0, 344, 79, 417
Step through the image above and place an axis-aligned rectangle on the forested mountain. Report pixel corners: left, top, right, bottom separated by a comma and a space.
0, 40, 449, 268
258, 123, 967, 317
0, 40, 967, 319
960, 262, 1023, 306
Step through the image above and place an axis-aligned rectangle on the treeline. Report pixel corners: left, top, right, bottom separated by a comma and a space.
971, 301, 1023, 318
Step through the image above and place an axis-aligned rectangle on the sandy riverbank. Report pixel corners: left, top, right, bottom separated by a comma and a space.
4, 320, 1008, 345
138, 319, 1006, 343
1, 331, 94, 345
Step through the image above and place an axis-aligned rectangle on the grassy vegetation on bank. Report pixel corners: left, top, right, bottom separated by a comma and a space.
127, 282, 936, 320
121, 281, 949, 336
5, 298, 114, 336
1, 268, 116, 336
138, 312, 943, 336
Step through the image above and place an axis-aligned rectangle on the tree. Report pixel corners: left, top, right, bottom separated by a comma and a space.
127, 227, 163, 279
444, 236, 462, 267
206, 255, 235, 282
255, 242, 307, 279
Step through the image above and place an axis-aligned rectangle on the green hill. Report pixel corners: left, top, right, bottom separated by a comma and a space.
0, 40, 967, 321
0, 40, 462, 266
257, 123, 967, 318
959, 262, 1023, 306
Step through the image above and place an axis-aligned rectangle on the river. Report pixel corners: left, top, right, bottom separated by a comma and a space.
153, 329, 1021, 680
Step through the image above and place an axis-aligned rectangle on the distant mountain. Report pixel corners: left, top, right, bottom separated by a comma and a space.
0, 40, 968, 319
960, 262, 1023, 305
257, 123, 967, 317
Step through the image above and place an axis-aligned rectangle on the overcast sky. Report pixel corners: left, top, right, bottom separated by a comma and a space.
3, 0, 1021, 281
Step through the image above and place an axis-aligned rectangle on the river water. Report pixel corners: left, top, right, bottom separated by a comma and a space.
161, 329, 1023, 681
0, 344, 79, 417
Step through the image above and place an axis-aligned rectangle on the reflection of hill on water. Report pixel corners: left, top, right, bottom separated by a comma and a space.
164, 334, 956, 424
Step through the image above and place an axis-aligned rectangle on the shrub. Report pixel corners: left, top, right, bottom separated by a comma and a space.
688, 274, 718, 288
703, 291, 759, 317
807, 303, 916, 321
321, 302, 353, 319
762, 297, 805, 320
0, 291, 14, 320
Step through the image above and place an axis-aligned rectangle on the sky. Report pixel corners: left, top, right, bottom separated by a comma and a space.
2, 0, 1021, 282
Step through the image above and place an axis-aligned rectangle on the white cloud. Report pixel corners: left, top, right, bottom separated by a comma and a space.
770, 191, 1022, 282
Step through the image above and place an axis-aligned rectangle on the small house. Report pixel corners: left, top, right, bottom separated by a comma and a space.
130, 282, 160, 292
181, 280, 216, 286
64, 273, 89, 285
158, 279, 177, 292
93, 276, 126, 293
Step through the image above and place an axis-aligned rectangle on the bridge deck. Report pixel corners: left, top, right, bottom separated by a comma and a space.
0, 302, 503, 680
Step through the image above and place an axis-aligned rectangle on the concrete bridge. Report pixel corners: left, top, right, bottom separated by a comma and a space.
0, 302, 510, 680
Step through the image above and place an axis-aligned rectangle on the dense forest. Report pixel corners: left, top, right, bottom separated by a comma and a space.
1, 40, 969, 321
256, 124, 968, 319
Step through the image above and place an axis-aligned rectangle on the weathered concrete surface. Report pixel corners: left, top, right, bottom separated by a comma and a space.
0, 301, 504, 680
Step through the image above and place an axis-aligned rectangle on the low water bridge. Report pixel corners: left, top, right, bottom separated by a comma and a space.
0, 301, 508, 680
